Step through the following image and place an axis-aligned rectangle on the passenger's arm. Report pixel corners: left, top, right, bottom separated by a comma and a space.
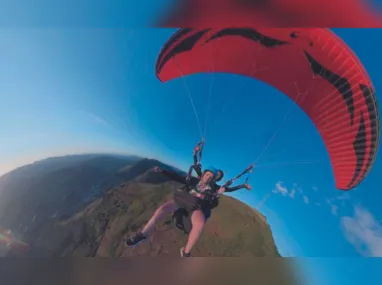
223, 184, 252, 193
225, 184, 245, 192
155, 166, 188, 184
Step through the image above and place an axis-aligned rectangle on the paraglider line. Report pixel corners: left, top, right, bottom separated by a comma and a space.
254, 159, 322, 168
256, 193, 271, 209
203, 30, 216, 140
208, 46, 267, 133
173, 56, 204, 140
247, 80, 319, 215
253, 81, 307, 165
258, 147, 289, 164
249, 72, 322, 208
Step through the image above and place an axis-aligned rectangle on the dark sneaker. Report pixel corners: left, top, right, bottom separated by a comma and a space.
180, 247, 191, 257
174, 211, 185, 230
126, 232, 147, 247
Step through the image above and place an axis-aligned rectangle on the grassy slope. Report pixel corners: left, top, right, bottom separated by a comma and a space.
0, 154, 281, 258
44, 180, 280, 258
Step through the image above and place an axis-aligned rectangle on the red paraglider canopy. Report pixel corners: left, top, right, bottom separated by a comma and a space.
156, 28, 380, 190
157, 0, 382, 27
0, 229, 30, 257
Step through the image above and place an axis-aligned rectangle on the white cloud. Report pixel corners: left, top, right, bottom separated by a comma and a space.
331, 204, 338, 216
273, 182, 314, 206
80, 111, 111, 128
314, 202, 321, 207
273, 182, 288, 196
312, 186, 318, 192
273, 182, 313, 205
337, 193, 350, 200
326, 198, 338, 216
336, 193, 351, 207
325, 193, 352, 216
90, 114, 110, 127
341, 206, 382, 257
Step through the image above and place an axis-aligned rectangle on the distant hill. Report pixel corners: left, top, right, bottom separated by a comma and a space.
0, 154, 140, 234
118, 158, 183, 184
0, 153, 281, 259
32, 181, 279, 258
0, 154, 140, 185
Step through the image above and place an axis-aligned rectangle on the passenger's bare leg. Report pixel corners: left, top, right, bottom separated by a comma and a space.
141, 200, 178, 236
183, 209, 205, 254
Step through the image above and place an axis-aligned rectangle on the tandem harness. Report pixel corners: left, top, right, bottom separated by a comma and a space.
171, 182, 218, 234
173, 183, 217, 214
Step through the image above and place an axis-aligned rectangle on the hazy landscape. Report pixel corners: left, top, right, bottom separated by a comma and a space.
0, 154, 280, 258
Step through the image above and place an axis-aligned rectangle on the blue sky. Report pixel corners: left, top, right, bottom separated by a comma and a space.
0, 4, 382, 285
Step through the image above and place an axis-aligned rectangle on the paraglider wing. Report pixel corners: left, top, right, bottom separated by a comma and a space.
156, 0, 382, 28
0, 229, 30, 257
156, 28, 380, 190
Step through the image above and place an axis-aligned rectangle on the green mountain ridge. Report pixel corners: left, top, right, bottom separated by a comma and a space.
0, 154, 281, 259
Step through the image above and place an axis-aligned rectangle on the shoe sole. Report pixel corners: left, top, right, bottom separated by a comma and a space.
126, 238, 147, 248
180, 247, 190, 257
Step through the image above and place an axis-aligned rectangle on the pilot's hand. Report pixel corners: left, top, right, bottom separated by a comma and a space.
154, 166, 162, 173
